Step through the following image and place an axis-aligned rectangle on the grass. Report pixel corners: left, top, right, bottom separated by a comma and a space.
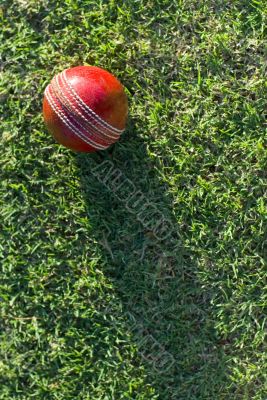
0, 0, 266, 398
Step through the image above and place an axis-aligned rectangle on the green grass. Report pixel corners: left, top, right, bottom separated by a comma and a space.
0, 0, 266, 399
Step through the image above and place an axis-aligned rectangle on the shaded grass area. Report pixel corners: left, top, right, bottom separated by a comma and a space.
0, 0, 266, 399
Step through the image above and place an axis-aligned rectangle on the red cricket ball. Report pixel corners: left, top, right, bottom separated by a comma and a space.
43, 66, 128, 152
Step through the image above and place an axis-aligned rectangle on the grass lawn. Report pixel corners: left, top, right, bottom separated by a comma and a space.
0, 0, 266, 398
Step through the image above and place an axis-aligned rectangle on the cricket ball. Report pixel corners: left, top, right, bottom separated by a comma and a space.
43, 66, 128, 152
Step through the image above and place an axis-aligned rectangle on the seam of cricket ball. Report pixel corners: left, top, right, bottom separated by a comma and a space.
59, 72, 120, 140
46, 85, 109, 150
52, 74, 116, 144
45, 86, 109, 150
62, 70, 124, 134
52, 77, 113, 146
45, 86, 103, 150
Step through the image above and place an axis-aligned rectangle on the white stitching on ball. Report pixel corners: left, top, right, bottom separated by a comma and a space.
45, 85, 109, 150
62, 70, 124, 135
52, 76, 112, 146
59, 71, 121, 139
52, 74, 116, 144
